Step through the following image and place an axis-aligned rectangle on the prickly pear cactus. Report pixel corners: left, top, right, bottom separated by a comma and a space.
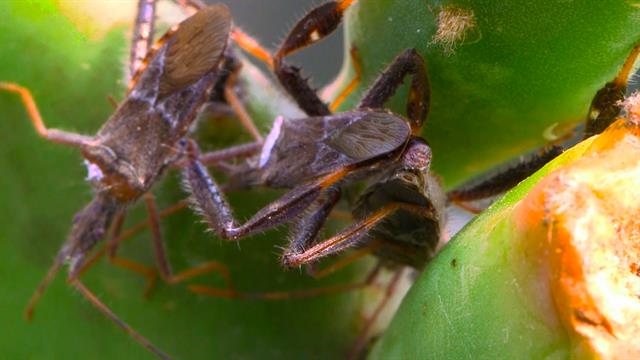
2, 0, 640, 359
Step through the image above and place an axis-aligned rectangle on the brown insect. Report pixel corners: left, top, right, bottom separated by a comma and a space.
177, 1, 443, 356
179, 1, 640, 357
0, 4, 244, 358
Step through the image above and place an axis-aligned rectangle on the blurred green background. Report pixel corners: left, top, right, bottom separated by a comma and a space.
3, 0, 640, 358
0, 1, 367, 359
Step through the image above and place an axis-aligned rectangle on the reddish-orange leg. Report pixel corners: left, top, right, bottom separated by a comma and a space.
11, 1, 182, 356
223, 65, 263, 142
143, 193, 234, 289
72, 280, 170, 360
230, 28, 274, 69
188, 248, 382, 301
77, 199, 189, 279
78, 1, 270, 293
348, 268, 405, 360
0, 83, 91, 146
330, 46, 362, 111
12, 4, 245, 358
308, 240, 380, 280
184, 0, 362, 114
103, 210, 158, 297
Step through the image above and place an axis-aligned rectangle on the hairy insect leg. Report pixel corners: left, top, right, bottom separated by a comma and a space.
329, 46, 362, 112
447, 145, 563, 203
183, 141, 352, 240
309, 241, 382, 279
357, 49, 430, 133
584, 44, 640, 138
129, 0, 157, 82
71, 280, 171, 360
288, 187, 342, 255
233, 26, 335, 116
0, 82, 92, 146
287, 187, 342, 275
282, 203, 428, 267
348, 268, 405, 360
81, 141, 259, 277
286, 189, 383, 279
272, 58, 332, 116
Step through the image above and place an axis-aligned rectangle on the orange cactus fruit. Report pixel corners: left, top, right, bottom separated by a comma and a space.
515, 97, 640, 358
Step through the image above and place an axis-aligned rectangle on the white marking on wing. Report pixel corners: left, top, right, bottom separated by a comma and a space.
259, 115, 284, 168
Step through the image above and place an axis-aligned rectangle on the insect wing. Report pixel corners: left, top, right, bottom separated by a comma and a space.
159, 4, 232, 98
326, 112, 410, 160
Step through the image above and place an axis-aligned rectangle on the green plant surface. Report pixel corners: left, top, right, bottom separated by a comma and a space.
0, 1, 366, 359
368, 137, 591, 359
5, 0, 640, 358
370, 116, 640, 358
333, 0, 640, 187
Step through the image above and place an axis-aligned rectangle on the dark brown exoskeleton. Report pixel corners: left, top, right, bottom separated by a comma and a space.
0, 4, 237, 358
180, 0, 445, 356
182, 0, 443, 271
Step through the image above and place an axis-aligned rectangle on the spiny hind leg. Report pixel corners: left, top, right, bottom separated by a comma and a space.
447, 145, 563, 207
183, 140, 352, 241
357, 48, 430, 134
276, 0, 358, 60
281, 202, 427, 268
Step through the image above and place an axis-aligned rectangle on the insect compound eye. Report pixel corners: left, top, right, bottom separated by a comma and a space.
402, 139, 432, 171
